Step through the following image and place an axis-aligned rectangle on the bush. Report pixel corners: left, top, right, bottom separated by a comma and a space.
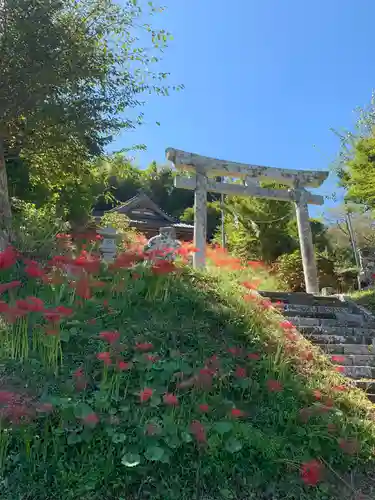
273, 250, 338, 292
11, 199, 70, 259
100, 211, 142, 247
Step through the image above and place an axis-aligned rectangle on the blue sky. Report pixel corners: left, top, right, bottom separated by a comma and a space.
111, 0, 375, 217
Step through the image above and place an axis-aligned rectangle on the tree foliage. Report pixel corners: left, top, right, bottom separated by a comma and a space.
336, 94, 375, 210
0, 0, 177, 239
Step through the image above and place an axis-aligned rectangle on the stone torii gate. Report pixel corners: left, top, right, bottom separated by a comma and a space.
166, 148, 329, 295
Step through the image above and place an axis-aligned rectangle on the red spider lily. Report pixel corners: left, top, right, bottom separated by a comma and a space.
313, 390, 322, 400
111, 251, 143, 269
4, 306, 28, 323
242, 281, 260, 290
99, 331, 120, 344
71, 277, 91, 299
0, 391, 19, 404
16, 297, 45, 313
300, 460, 323, 486
73, 367, 84, 378
280, 320, 294, 330
73, 252, 101, 274
82, 413, 99, 426
117, 360, 131, 371
43, 311, 62, 323
56, 233, 71, 240
102, 299, 109, 308
190, 420, 206, 443
247, 260, 263, 268
231, 408, 245, 418
331, 355, 345, 363
332, 384, 347, 392
135, 342, 153, 352
324, 397, 334, 408
0, 280, 21, 295
243, 293, 257, 302
0, 301, 9, 313
144, 354, 159, 362
227, 346, 243, 356
54, 305, 73, 317
274, 300, 284, 308
151, 260, 177, 275
25, 262, 45, 278
196, 368, 214, 390
334, 366, 345, 373
235, 366, 246, 378
50, 255, 72, 268
140, 388, 153, 403
0, 246, 17, 270
198, 404, 209, 413
97, 351, 112, 365
260, 299, 272, 309
300, 349, 314, 361
247, 352, 260, 360
267, 379, 283, 392
339, 438, 360, 455
285, 331, 298, 341
163, 393, 179, 406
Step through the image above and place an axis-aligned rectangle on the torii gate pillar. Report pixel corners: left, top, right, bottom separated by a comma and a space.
292, 188, 319, 294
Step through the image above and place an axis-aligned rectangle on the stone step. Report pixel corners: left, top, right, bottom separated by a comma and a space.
284, 309, 337, 320
261, 292, 346, 307
342, 366, 375, 379
288, 316, 375, 328
321, 344, 373, 355
330, 354, 375, 366
355, 380, 375, 392
305, 333, 373, 345
298, 326, 375, 337
284, 304, 352, 314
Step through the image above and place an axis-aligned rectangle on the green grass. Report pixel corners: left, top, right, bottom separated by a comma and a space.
350, 289, 375, 314
1, 251, 375, 499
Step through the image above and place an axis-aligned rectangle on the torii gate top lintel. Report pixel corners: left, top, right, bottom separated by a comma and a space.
166, 147, 329, 189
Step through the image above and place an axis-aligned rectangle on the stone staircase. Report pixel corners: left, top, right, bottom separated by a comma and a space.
259, 291, 375, 401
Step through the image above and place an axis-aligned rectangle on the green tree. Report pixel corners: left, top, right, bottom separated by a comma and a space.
335, 94, 375, 210
224, 195, 296, 263
0, 0, 176, 245
180, 202, 221, 241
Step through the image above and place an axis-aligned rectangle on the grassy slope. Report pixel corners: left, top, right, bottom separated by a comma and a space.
351, 289, 375, 314
1, 257, 375, 499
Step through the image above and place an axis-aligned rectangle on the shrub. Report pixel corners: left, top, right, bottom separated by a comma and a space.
11, 199, 70, 259
272, 250, 338, 292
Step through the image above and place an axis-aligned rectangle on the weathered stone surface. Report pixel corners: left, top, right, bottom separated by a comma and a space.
166, 148, 329, 188
304, 334, 370, 345
193, 169, 207, 268
174, 176, 324, 205
284, 304, 349, 313
343, 345, 373, 355
330, 355, 375, 366
343, 366, 375, 379
293, 189, 319, 295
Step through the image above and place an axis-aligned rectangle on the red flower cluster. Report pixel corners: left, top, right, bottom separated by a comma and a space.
190, 420, 206, 443
163, 393, 179, 406
99, 331, 120, 344
267, 379, 283, 392
140, 388, 153, 402
0, 246, 17, 270
300, 460, 323, 486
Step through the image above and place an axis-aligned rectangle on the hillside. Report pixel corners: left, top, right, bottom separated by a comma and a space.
0, 243, 375, 499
